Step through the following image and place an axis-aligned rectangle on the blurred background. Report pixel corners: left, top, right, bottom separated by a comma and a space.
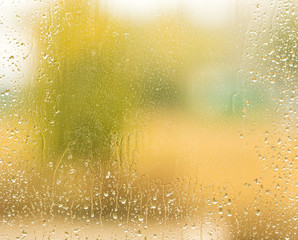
0, 0, 296, 239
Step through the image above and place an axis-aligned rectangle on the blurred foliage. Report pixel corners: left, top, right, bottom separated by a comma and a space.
27, 0, 280, 164
27, 0, 199, 163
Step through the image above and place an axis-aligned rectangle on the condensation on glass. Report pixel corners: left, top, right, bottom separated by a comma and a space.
0, 0, 296, 239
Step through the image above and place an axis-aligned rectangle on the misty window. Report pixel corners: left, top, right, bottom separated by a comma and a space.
0, 0, 296, 239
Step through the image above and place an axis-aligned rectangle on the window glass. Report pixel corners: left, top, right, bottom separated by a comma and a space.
0, 0, 296, 239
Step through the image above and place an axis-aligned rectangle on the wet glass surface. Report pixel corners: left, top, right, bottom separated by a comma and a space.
0, 0, 296, 239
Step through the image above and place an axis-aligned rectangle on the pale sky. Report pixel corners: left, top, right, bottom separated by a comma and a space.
104, 0, 236, 24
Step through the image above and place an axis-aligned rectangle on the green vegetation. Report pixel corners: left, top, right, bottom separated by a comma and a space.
28, 0, 192, 164
27, 0, 282, 165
